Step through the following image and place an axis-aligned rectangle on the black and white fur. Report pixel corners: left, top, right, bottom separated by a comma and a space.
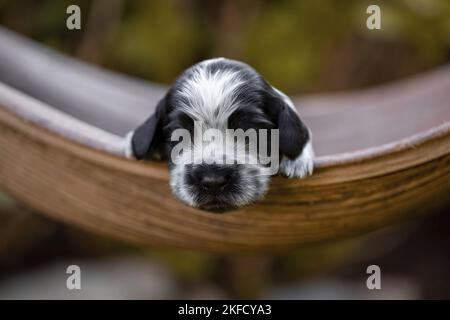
125, 58, 314, 212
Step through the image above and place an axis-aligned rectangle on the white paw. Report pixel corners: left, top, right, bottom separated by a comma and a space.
279, 140, 314, 178
123, 130, 135, 159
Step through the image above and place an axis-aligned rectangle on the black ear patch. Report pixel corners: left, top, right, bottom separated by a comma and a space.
264, 89, 310, 159
278, 104, 309, 159
131, 96, 167, 160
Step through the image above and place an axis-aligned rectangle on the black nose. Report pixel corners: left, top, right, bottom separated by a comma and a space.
190, 166, 233, 193
201, 174, 228, 192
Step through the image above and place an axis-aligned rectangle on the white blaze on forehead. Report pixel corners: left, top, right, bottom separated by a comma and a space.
176, 63, 244, 129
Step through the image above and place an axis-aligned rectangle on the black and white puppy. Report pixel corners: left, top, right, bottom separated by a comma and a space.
125, 58, 314, 212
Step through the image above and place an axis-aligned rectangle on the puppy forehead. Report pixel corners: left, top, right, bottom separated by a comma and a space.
170, 58, 265, 128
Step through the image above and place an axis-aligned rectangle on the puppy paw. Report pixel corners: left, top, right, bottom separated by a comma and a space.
123, 130, 135, 159
279, 140, 314, 178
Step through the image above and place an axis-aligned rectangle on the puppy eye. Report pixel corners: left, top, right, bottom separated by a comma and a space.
252, 116, 276, 130
164, 113, 195, 132
228, 110, 274, 130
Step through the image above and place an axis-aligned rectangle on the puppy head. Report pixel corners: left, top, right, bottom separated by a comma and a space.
130, 58, 313, 212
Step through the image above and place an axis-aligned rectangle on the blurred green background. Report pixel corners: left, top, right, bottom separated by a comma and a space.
1, 0, 450, 93
1, 0, 450, 299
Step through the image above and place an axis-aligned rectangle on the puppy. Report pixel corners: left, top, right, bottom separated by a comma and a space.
125, 58, 314, 212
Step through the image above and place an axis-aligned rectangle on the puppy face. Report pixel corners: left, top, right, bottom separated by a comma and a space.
129, 58, 314, 212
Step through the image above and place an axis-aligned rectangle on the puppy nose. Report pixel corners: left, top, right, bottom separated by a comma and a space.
201, 174, 228, 192
191, 167, 233, 193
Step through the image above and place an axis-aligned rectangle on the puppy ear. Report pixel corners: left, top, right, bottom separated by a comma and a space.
264, 88, 310, 159
131, 96, 168, 160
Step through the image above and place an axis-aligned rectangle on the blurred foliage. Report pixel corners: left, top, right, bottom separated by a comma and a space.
1, 0, 449, 93
111, 0, 201, 82
146, 249, 216, 282
0, 192, 14, 207
1, 0, 450, 298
